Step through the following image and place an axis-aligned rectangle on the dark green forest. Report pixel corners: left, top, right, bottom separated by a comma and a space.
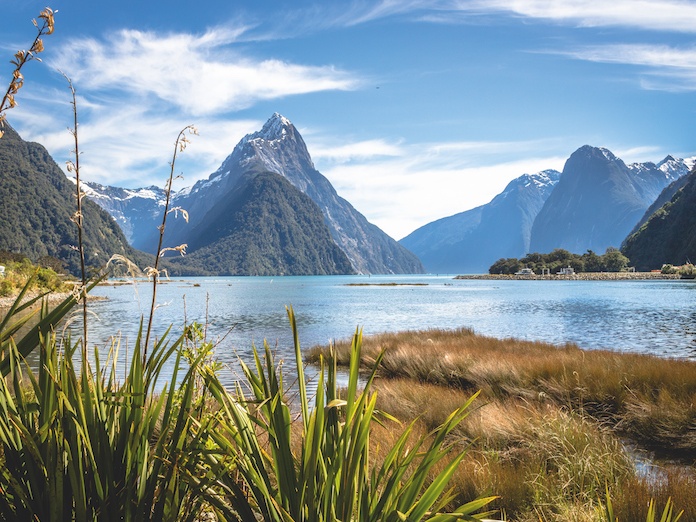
0, 124, 150, 276
622, 170, 696, 271
164, 171, 354, 276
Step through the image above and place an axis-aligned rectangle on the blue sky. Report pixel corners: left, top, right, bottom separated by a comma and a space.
2, 1, 696, 239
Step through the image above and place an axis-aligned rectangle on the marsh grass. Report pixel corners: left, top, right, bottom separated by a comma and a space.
307, 328, 696, 453
307, 329, 696, 520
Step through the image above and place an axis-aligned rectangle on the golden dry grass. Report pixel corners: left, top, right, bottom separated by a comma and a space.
307, 328, 696, 521
307, 328, 696, 453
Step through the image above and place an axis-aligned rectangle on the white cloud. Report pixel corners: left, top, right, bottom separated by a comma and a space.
557, 44, 696, 91
12, 89, 261, 188
308, 139, 404, 163
53, 28, 360, 117
439, 0, 696, 33
316, 138, 568, 239
322, 0, 696, 33
501, 0, 696, 32
9, 25, 362, 187
564, 44, 696, 68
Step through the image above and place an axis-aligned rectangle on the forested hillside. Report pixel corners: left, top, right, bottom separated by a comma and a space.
622, 170, 696, 271
0, 124, 149, 275
164, 171, 354, 275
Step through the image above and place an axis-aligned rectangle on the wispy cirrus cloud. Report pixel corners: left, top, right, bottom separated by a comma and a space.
462, 0, 696, 33
309, 139, 404, 162
380, 0, 696, 33
556, 44, 696, 91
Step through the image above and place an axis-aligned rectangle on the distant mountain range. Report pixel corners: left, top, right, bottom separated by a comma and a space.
0, 124, 148, 276
530, 146, 689, 254
85, 114, 423, 275
401, 170, 560, 274
4, 112, 694, 277
401, 145, 694, 274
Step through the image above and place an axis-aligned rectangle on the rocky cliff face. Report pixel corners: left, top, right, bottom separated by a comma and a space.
81, 183, 165, 246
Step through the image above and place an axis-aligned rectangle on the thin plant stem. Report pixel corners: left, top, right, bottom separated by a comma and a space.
0, 8, 55, 137
144, 125, 195, 361
63, 73, 88, 351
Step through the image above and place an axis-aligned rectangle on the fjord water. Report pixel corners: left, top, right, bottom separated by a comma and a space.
71, 275, 696, 386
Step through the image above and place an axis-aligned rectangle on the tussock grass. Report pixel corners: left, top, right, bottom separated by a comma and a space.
612, 466, 695, 521
307, 328, 696, 454
307, 328, 696, 520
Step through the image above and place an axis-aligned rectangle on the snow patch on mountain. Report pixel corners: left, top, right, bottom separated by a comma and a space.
599, 147, 618, 162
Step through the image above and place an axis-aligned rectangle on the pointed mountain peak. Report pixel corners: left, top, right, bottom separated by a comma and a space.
252, 113, 295, 142
657, 154, 676, 166
572, 145, 617, 162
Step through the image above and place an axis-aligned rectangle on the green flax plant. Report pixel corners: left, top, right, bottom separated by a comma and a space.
0, 315, 222, 521
201, 307, 498, 522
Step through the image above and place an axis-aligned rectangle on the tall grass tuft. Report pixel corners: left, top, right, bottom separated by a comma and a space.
201, 308, 498, 521
63, 72, 89, 349
0, 314, 223, 520
309, 329, 695, 520
143, 124, 196, 358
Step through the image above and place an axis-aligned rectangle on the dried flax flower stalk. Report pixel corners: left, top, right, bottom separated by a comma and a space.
63, 72, 89, 350
143, 125, 197, 360
0, 7, 56, 138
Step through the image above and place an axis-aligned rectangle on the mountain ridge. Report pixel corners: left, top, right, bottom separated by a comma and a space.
400, 169, 561, 273
86, 114, 424, 275
400, 145, 693, 274
0, 124, 149, 275
529, 145, 689, 255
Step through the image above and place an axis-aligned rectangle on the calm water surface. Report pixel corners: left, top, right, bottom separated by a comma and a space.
64, 275, 696, 387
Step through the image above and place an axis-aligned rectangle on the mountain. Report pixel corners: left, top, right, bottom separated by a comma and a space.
86, 114, 423, 275
166, 170, 354, 275
0, 124, 147, 275
625, 155, 696, 237
400, 170, 560, 273
81, 183, 166, 247
529, 146, 688, 255
622, 169, 696, 271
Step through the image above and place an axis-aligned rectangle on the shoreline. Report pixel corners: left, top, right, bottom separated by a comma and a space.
455, 271, 683, 281
0, 291, 106, 310
0, 291, 74, 309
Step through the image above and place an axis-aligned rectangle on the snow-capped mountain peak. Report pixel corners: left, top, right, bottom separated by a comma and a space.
599, 147, 618, 162
256, 112, 293, 141
500, 169, 561, 198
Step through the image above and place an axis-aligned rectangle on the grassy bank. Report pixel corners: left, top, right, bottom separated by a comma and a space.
0, 258, 70, 298
307, 329, 696, 521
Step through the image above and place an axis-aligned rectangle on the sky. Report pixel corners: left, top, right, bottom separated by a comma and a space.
2, 0, 696, 240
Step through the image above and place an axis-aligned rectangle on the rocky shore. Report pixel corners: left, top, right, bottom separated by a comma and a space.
455, 272, 683, 281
